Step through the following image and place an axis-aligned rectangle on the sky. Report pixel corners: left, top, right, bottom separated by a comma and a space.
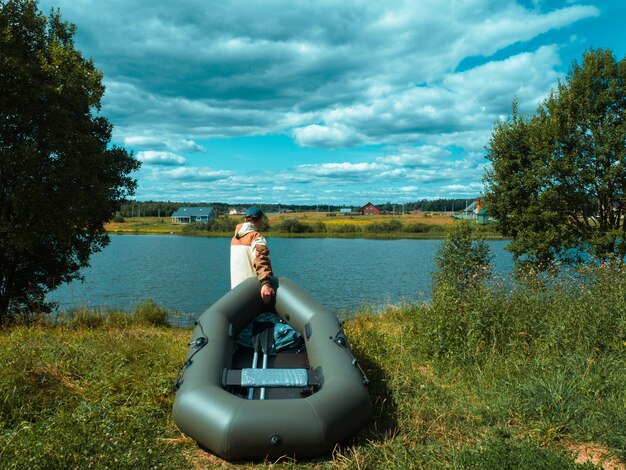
37, 0, 626, 206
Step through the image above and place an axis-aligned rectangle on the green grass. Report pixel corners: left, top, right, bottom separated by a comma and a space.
1, 266, 624, 469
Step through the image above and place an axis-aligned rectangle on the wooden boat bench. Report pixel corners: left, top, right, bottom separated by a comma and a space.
223, 368, 320, 388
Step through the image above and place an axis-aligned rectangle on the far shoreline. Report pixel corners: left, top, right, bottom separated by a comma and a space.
105, 212, 503, 240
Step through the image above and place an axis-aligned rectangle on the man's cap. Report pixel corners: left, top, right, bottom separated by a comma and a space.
244, 207, 264, 219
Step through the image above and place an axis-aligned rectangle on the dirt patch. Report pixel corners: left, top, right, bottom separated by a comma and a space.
565, 441, 625, 470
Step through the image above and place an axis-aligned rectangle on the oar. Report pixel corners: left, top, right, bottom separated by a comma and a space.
258, 322, 275, 400
247, 323, 262, 399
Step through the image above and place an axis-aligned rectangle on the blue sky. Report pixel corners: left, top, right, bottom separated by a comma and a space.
38, 0, 626, 205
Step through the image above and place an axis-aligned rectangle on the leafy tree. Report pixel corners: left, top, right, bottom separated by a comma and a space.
0, 0, 139, 320
484, 49, 626, 267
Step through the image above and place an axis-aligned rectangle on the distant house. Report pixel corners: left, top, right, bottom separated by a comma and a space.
340, 208, 353, 214
455, 199, 492, 224
229, 208, 241, 215
171, 207, 215, 224
477, 208, 490, 225
360, 202, 380, 215
456, 200, 479, 220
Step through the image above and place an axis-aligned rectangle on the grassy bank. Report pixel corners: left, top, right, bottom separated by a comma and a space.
1, 268, 624, 469
105, 213, 503, 239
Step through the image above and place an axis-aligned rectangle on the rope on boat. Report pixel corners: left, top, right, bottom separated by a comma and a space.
174, 320, 209, 390
330, 324, 370, 386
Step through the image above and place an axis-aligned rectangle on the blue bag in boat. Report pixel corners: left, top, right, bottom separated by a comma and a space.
235, 312, 303, 354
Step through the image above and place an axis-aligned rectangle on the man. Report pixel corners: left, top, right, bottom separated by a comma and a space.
230, 207, 275, 303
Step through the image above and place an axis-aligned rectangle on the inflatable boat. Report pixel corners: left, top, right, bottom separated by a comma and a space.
172, 277, 371, 460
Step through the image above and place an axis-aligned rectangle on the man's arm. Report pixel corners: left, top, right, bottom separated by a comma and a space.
253, 244, 274, 303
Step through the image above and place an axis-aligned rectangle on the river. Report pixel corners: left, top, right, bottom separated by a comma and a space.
47, 235, 514, 317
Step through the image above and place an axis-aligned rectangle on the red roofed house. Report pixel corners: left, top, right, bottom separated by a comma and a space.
360, 202, 380, 215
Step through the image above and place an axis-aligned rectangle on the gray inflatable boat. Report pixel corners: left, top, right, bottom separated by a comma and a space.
172, 277, 371, 460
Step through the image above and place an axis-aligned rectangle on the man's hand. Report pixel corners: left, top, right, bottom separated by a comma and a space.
260, 283, 275, 303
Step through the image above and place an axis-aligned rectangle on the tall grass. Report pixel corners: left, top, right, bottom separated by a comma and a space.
0, 317, 189, 468
1, 260, 624, 467
343, 262, 625, 468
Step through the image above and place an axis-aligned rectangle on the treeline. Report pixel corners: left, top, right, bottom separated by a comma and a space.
118, 198, 476, 217
398, 198, 472, 213
118, 201, 232, 218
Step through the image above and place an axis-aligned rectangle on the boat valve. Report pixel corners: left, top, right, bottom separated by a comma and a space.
189, 337, 207, 348
269, 434, 282, 447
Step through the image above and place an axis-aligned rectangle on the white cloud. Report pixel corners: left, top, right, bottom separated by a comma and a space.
292, 124, 365, 147
171, 139, 207, 153
137, 151, 186, 166
35, 0, 608, 203
443, 45, 562, 114
124, 136, 163, 147
296, 162, 386, 178
149, 167, 234, 182
378, 146, 452, 167
440, 182, 486, 194
45, 0, 598, 145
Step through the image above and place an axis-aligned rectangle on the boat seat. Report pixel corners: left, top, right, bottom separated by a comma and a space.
223, 368, 320, 388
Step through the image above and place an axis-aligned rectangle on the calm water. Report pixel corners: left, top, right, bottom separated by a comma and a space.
48, 235, 513, 317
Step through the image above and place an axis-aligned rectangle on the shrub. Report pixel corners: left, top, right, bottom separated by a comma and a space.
327, 223, 361, 233
131, 299, 170, 327
404, 222, 432, 233
432, 221, 492, 296
181, 222, 207, 232
364, 220, 404, 233
206, 215, 237, 233
275, 218, 313, 233
311, 221, 327, 232
56, 306, 133, 328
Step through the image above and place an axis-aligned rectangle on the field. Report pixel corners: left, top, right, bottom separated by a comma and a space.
105, 211, 460, 237
269, 211, 456, 226
105, 217, 181, 234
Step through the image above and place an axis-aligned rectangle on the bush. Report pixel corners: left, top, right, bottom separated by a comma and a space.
55, 301, 172, 328
275, 218, 313, 233
206, 215, 237, 233
432, 221, 492, 296
364, 220, 404, 233
112, 214, 125, 223
56, 306, 131, 328
131, 299, 170, 327
404, 222, 432, 233
327, 223, 361, 233
311, 221, 327, 232
181, 222, 207, 232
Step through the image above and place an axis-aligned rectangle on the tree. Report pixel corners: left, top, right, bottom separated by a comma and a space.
0, 0, 140, 320
432, 221, 492, 297
484, 49, 626, 267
